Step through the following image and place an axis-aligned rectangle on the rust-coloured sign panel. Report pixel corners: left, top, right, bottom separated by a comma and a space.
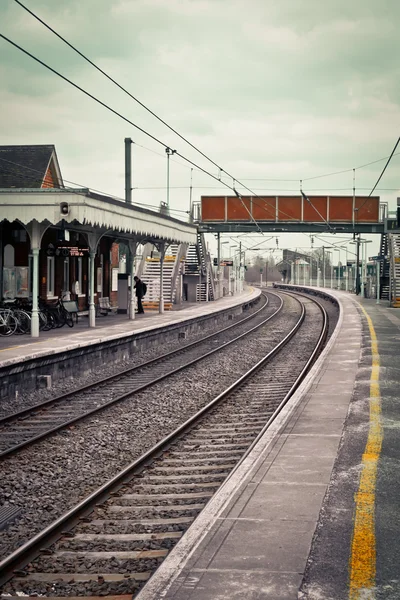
200, 195, 380, 224
252, 197, 276, 220
302, 196, 328, 222
227, 196, 251, 220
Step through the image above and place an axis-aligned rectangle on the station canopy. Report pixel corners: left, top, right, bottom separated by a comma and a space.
0, 188, 197, 245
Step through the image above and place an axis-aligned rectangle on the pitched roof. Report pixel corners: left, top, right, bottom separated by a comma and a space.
0, 145, 63, 188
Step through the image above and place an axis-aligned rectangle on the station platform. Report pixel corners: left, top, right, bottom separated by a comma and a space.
135, 290, 400, 600
0, 287, 261, 369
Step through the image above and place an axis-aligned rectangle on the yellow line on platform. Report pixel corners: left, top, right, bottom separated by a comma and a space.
0, 344, 24, 352
349, 305, 382, 599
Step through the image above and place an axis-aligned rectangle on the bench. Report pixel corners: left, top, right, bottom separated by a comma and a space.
97, 297, 117, 316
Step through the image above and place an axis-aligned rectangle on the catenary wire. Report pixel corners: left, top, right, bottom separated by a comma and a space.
0, 32, 323, 228
14, 0, 400, 195
3, 29, 391, 229
0, 160, 191, 217
0, 34, 278, 230
13, 0, 225, 175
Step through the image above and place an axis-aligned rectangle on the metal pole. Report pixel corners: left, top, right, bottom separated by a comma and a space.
31, 247, 39, 338
316, 257, 320, 287
124, 137, 132, 204
159, 243, 165, 313
330, 253, 333, 288
189, 168, 193, 221
361, 242, 365, 297
89, 251, 96, 327
217, 233, 221, 299
345, 248, 348, 292
355, 236, 361, 295
362, 242, 367, 298
322, 247, 326, 288
129, 245, 136, 320
165, 148, 176, 210
337, 250, 340, 290
376, 260, 380, 304
239, 242, 242, 293
166, 151, 170, 210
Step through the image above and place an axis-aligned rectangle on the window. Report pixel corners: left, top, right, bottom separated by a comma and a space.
47, 256, 55, 297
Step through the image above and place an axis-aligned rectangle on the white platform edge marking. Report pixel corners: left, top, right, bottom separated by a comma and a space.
135, 290, 346, 600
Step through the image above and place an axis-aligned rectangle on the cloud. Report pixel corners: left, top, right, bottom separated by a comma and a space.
1, 0, 399, 231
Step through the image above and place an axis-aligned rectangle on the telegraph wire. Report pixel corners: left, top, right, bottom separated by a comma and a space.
13, 0, 224, 176
368, 137, 400, 197
0, 161, 191, 217
1, 34, 281, 227
13, 0, 398, 210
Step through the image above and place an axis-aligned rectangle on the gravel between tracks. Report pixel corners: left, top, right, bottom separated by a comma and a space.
0, 292, 336, 561
0, 296, 266, 418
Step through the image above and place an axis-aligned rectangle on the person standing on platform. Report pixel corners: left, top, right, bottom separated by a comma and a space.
133, 276, 145, 314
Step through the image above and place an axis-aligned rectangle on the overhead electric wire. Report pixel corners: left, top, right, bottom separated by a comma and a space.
238, 152, 400, 183
3, 35, 304, 229
14, 0, 398, 206
0, 161, 192, 220
368, 137, 400, 197
13, 0, 225, 176
3, 6, 303, 228
7, 8, 391, 231
300, 190, 333, 231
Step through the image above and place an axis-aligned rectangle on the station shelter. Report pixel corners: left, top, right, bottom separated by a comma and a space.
0, 145, 197, 336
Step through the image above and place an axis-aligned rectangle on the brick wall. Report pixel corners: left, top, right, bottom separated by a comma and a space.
41, 165, 55, 188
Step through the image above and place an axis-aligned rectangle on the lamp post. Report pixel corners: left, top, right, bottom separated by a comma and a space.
361, 240, 372, 298
165, 147, 176, 210
220, 241, 229, 295
351, 239, 372, 297
231, 245, 238, 294
333, 248, 340, 289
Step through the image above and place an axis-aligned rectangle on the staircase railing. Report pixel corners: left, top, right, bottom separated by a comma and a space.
389, 233, 400, 306
170, 243, 188, 303
135, 243, 153, 279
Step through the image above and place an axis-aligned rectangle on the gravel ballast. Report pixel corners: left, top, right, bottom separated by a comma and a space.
0, 292, 336, 562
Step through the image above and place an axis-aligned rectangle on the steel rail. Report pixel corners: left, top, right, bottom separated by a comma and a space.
0, 294, 269, 427
0, 292, 307, 586
0, 292, 284, 459
226, 291, 329, 475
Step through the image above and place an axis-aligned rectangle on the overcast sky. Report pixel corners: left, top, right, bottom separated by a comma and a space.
2, 0, 400, 257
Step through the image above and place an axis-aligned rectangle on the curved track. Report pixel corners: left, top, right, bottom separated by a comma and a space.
0, 293, 282, 458
0, 291, 330, 597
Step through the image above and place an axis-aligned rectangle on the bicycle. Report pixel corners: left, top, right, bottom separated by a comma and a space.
0, 308, 17, 336
44, 298, 74, 328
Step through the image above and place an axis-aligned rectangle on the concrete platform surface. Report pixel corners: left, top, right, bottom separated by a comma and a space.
134, 291, 400, 600
0, 287, 260, 368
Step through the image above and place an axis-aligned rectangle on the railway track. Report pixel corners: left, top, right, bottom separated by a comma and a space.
0, 292, 283, 459
0, 291, 330, 598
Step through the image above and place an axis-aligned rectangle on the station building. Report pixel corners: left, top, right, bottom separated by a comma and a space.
0, 144, 198, 335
